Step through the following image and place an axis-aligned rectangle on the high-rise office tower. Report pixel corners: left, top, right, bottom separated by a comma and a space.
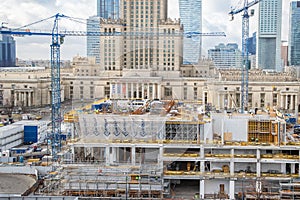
97, 0, 120, 19
87, 16, 101, 64
288, 1, 300, 66
257, 0, 282, 71
87, 0, 120, 64
208, 43, 242, 69
0, 34, 16, 67
179, 0, 202, 64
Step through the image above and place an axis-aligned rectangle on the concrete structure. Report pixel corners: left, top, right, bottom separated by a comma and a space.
208, 43, 242, 69
0, 174, 36, 196
41, 101, 300, 199
179, 0, 202, 64
288, 1, 300, 66
0, 34, 16, 67
257, 0, 282, 72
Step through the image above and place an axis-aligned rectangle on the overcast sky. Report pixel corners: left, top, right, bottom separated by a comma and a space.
0, 0, 292, 60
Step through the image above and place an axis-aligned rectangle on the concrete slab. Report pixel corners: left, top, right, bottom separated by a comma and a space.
0, 173, 36, 195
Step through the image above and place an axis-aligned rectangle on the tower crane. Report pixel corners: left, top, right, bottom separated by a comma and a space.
0, 13, 225, 160
229, 0, 261, 113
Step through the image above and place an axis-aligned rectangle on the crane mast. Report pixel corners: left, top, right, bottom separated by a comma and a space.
229, 0, 260, 113
50, 14, 64, 159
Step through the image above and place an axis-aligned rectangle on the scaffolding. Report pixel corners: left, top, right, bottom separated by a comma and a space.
56, 165, 163, 198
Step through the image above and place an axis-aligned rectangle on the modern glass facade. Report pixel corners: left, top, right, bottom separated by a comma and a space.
0, 34, 16, 67
288, 1, 300, 66
97, 0, 120, 19
208, 43, 242, 69
179, 0, 202, 64
257, 0, 282, 71
87, 16, 101, 64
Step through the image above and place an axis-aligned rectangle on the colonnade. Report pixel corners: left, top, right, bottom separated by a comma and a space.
110, 82, 161, 99
14, 90, 33, 107
280, 94, 298, 110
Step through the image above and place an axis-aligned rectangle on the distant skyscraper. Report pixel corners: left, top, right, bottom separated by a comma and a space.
0, 34, 16, 67
97, 0, 120, 19
87, 16, 101, 64
288, 1, 300, 66
208, 43, 242, 69
247, 32, 256, 55
257, 0, 282, 71
87, 0, 120, 64
179, 0, 202, 64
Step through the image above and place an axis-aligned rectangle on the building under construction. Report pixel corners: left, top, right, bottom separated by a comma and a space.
38, 98, 300, 199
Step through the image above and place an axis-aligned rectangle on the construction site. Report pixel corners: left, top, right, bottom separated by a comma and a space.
18, 97, 296, 200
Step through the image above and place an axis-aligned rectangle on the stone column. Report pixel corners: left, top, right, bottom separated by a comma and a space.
152, 83, 156, 99
281, 95, 284, 109
291, 95, 294, 111
14, 92, 17, 107
285, 95, 288, 110
131, 83, 134, 99
147, 83, 150, 99
28, 92, 32, 107
157, 83, 161, 100
110, 83, 113, 99
136, 83, 139, 98
126, 83, 129, 98
142, 84, 145, 99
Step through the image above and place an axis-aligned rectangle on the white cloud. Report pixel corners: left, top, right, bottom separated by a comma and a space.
0, 0, 292, 60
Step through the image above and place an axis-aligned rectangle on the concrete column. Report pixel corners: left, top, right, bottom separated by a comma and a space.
25, 92, 28, 107
281, 163, 286, 174
157, 83, 161, 100
257, 149, 261, 177
285, 95, 288, 110
291, 163, 295, 174
105, 146, 110, 165
199, 180, 205, 199
158, 146, 164, 170
200, 161, 205, 173
281, 95, 284, 108
152, 83, 156, 99
229, 180, 235, 200
142, 84, 145, 99
131, 146, 136, 166
291, 95, 294, 111
131, 83, 134, 98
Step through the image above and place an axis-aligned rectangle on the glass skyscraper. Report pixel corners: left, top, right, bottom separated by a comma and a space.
179, 0, 202, 64
87, 16, 101, 64
288, 1, 300, 66
257, 0, 282, 71
0, 34, 16, 67
97, 0, 120, 19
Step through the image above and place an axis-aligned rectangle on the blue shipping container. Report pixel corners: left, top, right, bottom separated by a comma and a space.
24, 125, 38, 144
